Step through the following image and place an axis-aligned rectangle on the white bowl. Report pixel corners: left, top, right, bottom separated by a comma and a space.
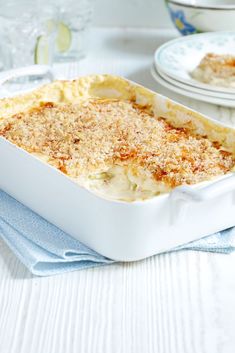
166, 0, 235, 35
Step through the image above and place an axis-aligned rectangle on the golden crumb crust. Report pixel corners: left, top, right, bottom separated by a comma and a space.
197, 53, 235, 70
0, 98, 234, 189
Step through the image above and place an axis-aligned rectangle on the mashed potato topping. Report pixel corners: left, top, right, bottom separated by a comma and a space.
0, 97, 234, 201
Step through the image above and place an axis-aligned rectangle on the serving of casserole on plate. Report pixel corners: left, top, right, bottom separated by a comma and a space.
0, 74, 235, 260
191, 53, 235, 89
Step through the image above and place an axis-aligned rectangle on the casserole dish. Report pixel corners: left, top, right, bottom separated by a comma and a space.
1, 68, 235, 261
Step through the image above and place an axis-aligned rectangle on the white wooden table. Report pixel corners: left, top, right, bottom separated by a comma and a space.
1, 28, 235, 353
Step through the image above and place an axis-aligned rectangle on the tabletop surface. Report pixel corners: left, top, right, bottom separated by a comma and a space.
0, 28, 235, 353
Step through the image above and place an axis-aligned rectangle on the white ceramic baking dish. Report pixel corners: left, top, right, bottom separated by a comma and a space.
1, 66, 235, 261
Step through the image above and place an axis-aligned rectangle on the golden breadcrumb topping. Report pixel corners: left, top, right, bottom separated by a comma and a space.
0, 99, 234, 189
198, 53, 235, 70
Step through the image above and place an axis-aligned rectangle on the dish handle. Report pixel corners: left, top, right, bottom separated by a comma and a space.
0, 65, 54, 87
170, 173, 235, 224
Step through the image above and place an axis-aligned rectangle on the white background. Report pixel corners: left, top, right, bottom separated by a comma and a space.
94, 0, 172, 27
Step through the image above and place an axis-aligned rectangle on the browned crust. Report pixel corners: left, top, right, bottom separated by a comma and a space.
0, 99, 234, 189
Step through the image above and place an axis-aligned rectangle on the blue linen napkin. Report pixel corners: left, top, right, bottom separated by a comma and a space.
0, 190, 235, 276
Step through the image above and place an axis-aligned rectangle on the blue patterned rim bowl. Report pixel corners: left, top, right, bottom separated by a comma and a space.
165, 1, 235, 35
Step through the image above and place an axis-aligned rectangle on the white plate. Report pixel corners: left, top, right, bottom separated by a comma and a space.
157, 67, 235, 100
151, 66, 235, 108
154, 31, 235, 94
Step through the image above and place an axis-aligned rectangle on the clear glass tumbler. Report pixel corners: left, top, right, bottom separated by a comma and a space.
0, 0, 57, 70
51, 0, 94, 62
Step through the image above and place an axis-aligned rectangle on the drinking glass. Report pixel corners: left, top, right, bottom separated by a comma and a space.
0, 0, 57, 70
51, 0, 94, 62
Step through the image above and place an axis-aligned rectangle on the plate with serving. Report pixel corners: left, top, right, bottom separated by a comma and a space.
154, 31, 235, 94
151, 65, 235, 107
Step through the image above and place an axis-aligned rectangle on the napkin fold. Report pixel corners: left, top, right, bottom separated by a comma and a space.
0, 190, 234, 276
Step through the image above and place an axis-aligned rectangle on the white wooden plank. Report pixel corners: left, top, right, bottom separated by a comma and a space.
1, 238, 235, 353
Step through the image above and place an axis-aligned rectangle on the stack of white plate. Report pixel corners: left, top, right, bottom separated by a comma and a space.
152, 31, 235, 108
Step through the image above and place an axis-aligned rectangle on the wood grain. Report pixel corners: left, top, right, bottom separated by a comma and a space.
1, 28, 235, 353
1, 238, 235, 353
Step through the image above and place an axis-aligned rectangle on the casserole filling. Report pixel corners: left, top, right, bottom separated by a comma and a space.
0, 99, 234, 201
